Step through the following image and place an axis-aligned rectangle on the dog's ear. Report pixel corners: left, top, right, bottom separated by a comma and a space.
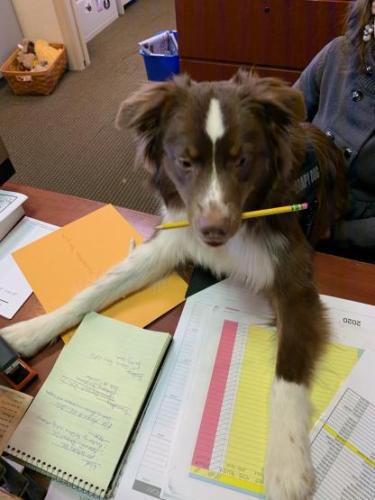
116, 80, 176, 132
256, 80, 307, 123
116, 75, 191, 172
233, 70, 307, 124
231, 67, 260, 85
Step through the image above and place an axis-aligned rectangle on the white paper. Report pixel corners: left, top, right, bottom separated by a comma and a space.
46, 481, 93, 500
3, 457, 25, 473
0, 217, 58, 318
321, 294, 375, 350
162, 307, 275, 500
162, 293, 375, 500
311, 350, 375, 499
114, 301, 216, 500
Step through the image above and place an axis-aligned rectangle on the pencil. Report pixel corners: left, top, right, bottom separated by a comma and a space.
155, 202, 309, 230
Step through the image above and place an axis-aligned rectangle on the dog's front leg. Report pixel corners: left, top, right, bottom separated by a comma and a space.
264, 280, 329, 500
0, 231, 186, 357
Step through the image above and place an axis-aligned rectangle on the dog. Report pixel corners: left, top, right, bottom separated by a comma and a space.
0, 71, 347, 499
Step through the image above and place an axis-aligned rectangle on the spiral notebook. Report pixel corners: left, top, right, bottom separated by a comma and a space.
5, 313, 172, 498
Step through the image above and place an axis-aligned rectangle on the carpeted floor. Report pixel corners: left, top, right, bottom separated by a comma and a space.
0, 0, 176, 214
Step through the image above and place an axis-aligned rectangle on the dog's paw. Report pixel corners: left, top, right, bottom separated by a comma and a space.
0, 315, 54, 357
264, 440, 315, 500
265, 378, 315, 500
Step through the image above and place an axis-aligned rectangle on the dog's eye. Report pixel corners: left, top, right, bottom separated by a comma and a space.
178, 157, 192, 169
235, 156, 251, 181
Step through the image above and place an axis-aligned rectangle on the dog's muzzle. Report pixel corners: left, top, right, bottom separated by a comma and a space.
196, 213, 233, 246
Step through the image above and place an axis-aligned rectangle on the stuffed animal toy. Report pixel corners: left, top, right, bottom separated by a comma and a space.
34, 40, 62, 66
16, 40, 36, 70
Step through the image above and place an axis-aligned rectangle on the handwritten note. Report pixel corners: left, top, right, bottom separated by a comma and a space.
6, 313, 171, 497
0, 385, 32, 453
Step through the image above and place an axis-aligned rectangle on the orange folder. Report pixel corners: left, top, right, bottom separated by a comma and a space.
13, 205, 187, 343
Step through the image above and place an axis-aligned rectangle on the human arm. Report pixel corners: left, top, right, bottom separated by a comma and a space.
293, 39, 337, 122
332, 217, 375, 251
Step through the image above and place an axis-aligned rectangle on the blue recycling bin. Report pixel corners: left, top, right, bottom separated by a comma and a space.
140, 30, 180, 82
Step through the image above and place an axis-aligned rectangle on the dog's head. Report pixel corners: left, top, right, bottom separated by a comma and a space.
117, 71, 306, 247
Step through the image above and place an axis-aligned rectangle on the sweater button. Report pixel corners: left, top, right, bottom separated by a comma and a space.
326, 130, 335, 141
352, 89, 363, 102
344, 148, 353, 159
365, 65, 373, 75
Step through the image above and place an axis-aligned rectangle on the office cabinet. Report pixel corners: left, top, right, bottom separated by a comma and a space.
175, 0, 353, 82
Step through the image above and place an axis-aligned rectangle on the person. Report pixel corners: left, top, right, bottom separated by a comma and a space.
294, 0, 375, 262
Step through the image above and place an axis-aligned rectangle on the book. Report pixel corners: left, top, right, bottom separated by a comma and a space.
5, 313, 172, 498
0, 190, 27, 242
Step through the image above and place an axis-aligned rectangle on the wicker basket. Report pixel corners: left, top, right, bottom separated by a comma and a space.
0, 43, 67, 96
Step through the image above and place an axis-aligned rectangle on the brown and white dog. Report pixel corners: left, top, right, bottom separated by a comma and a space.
1, 71, 347, 499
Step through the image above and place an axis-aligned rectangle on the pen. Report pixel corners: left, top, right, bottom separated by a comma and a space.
155, 203, 309, 230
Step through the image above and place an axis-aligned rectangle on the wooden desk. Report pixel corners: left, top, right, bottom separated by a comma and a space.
1, 183, 375, 399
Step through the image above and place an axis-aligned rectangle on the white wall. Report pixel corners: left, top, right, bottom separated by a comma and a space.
53, 0, 90, 70
0, 0, 23, 66
12, 0, 64, 42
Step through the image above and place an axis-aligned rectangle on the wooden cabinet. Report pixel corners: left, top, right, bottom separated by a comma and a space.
175, 0, 352, 83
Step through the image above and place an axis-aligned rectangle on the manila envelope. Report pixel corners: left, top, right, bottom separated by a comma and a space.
13, 205, 187, 343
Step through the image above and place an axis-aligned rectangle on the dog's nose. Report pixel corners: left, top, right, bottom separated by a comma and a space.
196, 215, 231, 245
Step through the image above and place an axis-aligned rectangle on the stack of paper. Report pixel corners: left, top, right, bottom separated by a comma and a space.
161, 289, 375, 500
44, 281, 375, 500
162, 310, 360, 499
0, 217, 58, 319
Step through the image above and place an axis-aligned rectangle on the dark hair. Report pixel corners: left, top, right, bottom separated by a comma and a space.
345, 0, 374, 65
